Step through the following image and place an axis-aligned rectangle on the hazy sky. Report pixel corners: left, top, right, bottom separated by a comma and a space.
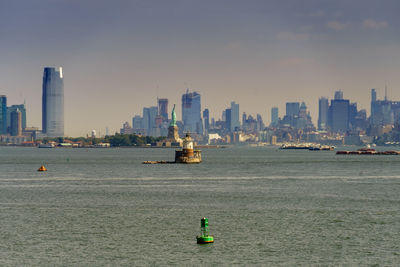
1, 0, 400, 136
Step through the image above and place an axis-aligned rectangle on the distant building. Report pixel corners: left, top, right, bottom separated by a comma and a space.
142, 106, 158, 136
203, 109, 209, 133
286, 102, 300, 117
7, 104, 26, 132
318, 97, 329, 131
132, 115, 143, 129
349, 102, 358, 129
271, 107, 278, 126
120, 122, 134, 135
370, 88, 396, 126
42, 67, 64, 137
0, 95, 6, 135
242, 113, 258, 133
10, 108, 22, 136
371, 88, 377, 102
330, 99, 350, 132
181, 90, 202, 134
334, 90, 343, 100
282, 102, 300, 128
158, 98, 168, 122
225, 108, 231, 132
256, 114, 264, 131
230, 101, 240, 131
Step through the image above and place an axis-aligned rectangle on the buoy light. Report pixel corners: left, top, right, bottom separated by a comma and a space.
196, 217, 214, 244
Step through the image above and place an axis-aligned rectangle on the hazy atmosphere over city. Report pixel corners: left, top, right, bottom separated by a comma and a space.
1, 0, 400, 136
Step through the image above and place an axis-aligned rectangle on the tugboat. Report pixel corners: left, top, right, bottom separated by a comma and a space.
196, 217, 214, 244
175, 133, 201, 164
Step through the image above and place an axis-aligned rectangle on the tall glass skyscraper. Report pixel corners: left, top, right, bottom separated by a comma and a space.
182, 90, 202, 134
0, 95, 7, 135
271, 107, 279, 126
42, 67, 64, 137
318, 97, 329, 131
230, 101, 240, 132
203, 108, 209, 133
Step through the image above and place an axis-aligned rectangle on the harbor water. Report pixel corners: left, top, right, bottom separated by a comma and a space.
0, 146, 400, 265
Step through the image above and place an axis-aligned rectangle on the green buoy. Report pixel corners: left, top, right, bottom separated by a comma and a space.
196, 217, 214, 244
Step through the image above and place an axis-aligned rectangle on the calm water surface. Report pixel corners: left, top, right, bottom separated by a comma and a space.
0, 146, 400, 266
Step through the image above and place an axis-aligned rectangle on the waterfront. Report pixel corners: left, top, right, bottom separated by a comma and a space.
1, 146, 400, 265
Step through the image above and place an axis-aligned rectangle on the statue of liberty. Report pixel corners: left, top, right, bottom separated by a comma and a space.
170, 104, 177, 126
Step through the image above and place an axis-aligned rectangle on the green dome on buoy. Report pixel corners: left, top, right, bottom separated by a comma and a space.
196, 217, 214, 244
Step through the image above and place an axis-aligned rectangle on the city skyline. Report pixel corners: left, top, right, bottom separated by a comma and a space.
1, 0, 400, 136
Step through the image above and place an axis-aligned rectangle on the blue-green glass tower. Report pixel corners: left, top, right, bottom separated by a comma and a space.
42, 67, 64, 137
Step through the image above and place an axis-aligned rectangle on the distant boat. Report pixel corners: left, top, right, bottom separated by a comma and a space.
309, 145, 335, 151
38, 143, 55, 148
280, 143, 313, 149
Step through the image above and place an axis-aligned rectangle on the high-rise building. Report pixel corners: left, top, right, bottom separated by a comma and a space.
318, 97, 329, 131
42, 67, 64, 137
334, 90, 343, 100
370, 88, 395, 126
230, 101, 240, 131
0, 95, 6, 135
271, 107, 278, 126
10, 108, 22, 136
203, 109, 209, 133
181, 90, 202, 134
132, 115, 143, 129
7, 104, 26, 131
349, 102, 358, 129
371, 89, 377, 102
256, 114, 264, 131
286, 102, 300, 117
225, 108, 231, 132
143, 106, 158, 136
158, 98, 168, 122
330, 99, 350, 132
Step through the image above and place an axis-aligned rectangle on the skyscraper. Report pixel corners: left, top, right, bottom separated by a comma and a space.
181, 90, 202, 134
42, 67, 64, 137
371, 88, 377, 102
330, 99, 350, 132
158, 98, 168, 122
10, 108, 22, 136
349, 102, 358, 129
203, 109, 209, 133
271, 107, 278, 126
132, 115, 143, 130
143, 106, 158, 136
370, 88, 395, 126
286, 102, 300, 117
225, 108, 231, 132
230, 101, 240, 131
7, 104, 26, 131
0, 95, 6, 135
334, 90, 344, 100
318, 97, 329, 131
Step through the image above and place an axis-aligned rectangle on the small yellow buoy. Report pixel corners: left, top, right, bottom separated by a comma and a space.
38, 165, 47, 172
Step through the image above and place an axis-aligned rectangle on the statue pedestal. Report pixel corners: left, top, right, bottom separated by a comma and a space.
166, 125, 182, 145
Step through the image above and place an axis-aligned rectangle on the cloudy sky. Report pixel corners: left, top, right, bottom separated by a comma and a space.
1, 0, 400, 136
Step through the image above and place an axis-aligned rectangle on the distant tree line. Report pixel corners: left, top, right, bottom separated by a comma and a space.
40, 134, 166, 147
105, 134, 165, 147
